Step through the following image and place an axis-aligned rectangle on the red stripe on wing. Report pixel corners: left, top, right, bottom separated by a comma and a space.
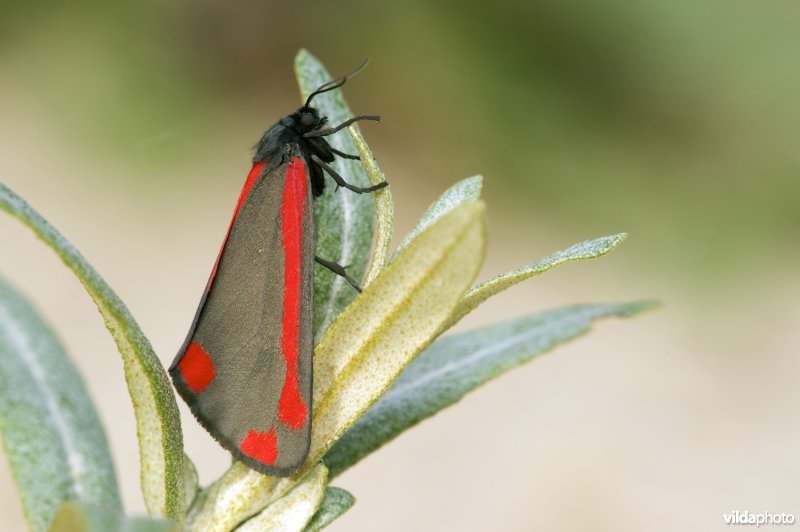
277, 157, 309, 431
208, 160, 266, 285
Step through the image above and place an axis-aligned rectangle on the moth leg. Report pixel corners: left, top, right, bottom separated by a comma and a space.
311, 154, 388, 194
315, 255, 362, 292
305, 136, 336, 162
305, 127, 360, 159
329, 147, 360, 160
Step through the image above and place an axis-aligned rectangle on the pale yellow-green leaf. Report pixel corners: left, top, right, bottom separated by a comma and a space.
186, 202, 487, 530
309, 200, 486, 458
183, 462, 264, 531
395, 175, 483, 256
236, 463, 328, 532
350, 125, 393, 287
444, 233, 628, 329
0, 182, 184, 520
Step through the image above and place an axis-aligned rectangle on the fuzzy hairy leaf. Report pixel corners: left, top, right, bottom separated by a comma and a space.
395, 175, 483, 256
325, 301, 656, 477
49, 501, 175, 532
309, 201, 485, 470
0, 182, 184, 519
237, 463, 328, 532
350, 126, 393, 287
182, 453, 199, 512
0, 279, 121, 531
295, 49, 377, 343
186, 202, 487, 531
445, 233, 628, 328
304, 487, 356, 531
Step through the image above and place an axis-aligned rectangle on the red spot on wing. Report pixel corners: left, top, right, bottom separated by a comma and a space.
208, 161, 267, 285
240, 427, 278, 465
177, 342, 215, 393
277, 157, 309, 431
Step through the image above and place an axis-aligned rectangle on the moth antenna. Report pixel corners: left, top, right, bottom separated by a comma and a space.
305, 58, 369, 107
303, 115, 379, 138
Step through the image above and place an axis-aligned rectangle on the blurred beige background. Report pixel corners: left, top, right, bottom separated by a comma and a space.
1, 1, 798, 531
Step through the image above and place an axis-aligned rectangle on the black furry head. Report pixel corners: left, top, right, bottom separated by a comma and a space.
281, 106, 328, 136
253, 59, 376, 198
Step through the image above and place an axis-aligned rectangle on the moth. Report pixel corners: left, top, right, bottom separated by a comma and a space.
170, 61, 386, 476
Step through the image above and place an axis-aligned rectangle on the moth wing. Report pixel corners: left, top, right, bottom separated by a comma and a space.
170, 155, 315, 476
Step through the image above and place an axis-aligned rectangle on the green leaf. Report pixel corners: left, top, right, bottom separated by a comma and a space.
0, 182, 184, 520
0, 279, 121, 532
186, 201, 487, 531
350, 126, 393, 287
325, 301, 656, 478
394, 175, 483, 256
309, 201, 486, 468
295, 49, 377, 343
304, 487, 356, 531
237, 463, 328, 532
182, 453, 199, 512
49, 501, 176, 532
445, 233, 628, 329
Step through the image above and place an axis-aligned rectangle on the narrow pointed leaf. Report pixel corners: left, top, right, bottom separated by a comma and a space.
325, 301, 656, 477
0, 279, 121, 532
350, 126, 393, 287
295, 49, 377, 342
182, 453, 199, 511
304, 487, 356, 531
310, 201, 486, 465
0, 182, 184, 519
49, 501, 176, 532
395, 176, 483, 256
237, 463, 328, 532
445, 233, 628, 328
187, 202, 487, 531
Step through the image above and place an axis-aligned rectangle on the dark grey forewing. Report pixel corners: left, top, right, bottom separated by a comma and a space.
171, 155, 314, 476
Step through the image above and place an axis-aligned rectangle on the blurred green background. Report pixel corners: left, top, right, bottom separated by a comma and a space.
1, 1, 798, 531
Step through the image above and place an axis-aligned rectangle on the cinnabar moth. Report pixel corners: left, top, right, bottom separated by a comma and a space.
169, 61, 386, 477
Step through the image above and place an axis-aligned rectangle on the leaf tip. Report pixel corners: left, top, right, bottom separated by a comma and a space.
295, 48, 312, 63
618, 299, 661, 317
589, 232, 629, 257
611, 232, 629, 243
465, 174, 483, 189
